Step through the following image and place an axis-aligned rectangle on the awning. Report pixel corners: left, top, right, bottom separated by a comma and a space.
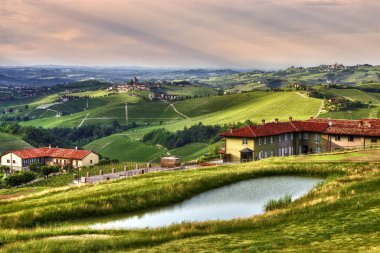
240, 148, 253, 153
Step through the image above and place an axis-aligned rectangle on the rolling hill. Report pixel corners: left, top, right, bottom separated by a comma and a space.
83, 91, 323, 161
199, 64, 380, 89
83, 134, 166, 162
0, 132, 33, 155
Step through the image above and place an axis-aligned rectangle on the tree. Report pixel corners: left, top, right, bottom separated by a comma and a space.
41, 166, 60, 178
29, 162, 43, 173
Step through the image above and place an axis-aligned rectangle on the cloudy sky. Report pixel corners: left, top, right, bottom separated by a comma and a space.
1, 0, 380, 68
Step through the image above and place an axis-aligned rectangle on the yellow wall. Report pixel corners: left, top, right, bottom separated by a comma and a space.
80, 152, 99, 167
329, 135, 365, 150
225, 137, 254, 162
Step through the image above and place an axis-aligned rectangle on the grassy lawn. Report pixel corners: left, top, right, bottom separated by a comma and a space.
0, 155, 379, 252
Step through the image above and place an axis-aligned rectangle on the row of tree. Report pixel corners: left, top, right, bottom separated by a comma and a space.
0, 121, 136, 148
142, 123, 223, 149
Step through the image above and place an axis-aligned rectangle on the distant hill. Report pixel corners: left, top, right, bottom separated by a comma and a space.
0, 66, 242, 87
198, 64, 380, 89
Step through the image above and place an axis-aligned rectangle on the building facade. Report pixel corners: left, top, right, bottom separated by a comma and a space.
0, 147, 99, 171
220, 118, 380, 162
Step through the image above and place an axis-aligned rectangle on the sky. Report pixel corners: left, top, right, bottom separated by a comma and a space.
1, 0, 380, 68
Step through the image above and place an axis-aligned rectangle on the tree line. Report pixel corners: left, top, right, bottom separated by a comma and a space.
0, 121, 136, 149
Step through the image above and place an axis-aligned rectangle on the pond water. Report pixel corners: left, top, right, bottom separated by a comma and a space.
90, 176, 322, 229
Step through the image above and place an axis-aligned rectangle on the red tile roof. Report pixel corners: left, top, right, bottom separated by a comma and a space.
221, 118, 380, 138
9, 147, 93, 160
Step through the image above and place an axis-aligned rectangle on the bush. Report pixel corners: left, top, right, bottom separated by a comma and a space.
28, 162, 43, 173
0, 165, 10, 174
264, 194, 292, 212
3, 171, 37, 187
41, 166, 60, 178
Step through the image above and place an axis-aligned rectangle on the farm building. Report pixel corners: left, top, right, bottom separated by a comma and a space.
220, 118, 380, 162
0, 147, 99, 171
160, 157, 181, 168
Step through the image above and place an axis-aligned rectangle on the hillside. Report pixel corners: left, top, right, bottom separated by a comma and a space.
0, 132, 33, 155
199, 64, 380, 89
82, 91, 322, 160
83, 134, 166, 162
0, 151, 379, 252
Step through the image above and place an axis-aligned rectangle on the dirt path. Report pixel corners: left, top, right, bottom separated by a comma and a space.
170, 104, 189, 119
78, 113, 90, 127
315, 100, 325, 118
296, 92, 325, 118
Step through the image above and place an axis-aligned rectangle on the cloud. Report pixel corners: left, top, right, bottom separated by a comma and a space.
0, 0, 379, 68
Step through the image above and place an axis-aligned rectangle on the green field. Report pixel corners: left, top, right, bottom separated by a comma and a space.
81, 91, 322, 159
0, 151, 379, 252
0, 132, 33, 155
83, 134, 166, 162
169, 142, 209, 161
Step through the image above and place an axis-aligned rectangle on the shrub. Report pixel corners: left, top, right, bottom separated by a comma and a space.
0, 165, 10, 174
264, 194, 292, 212
3, 171, 37, 187
41, 166, 60, 178
28, 162, 43, 173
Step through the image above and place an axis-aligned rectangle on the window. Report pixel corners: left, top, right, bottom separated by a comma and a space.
335, 135, 341, 141
278, 148, 282, 156
289, 146, 293, 155
264, 137, 267, 144
304, 133, 309, 140
371, 138, 377, 143
285, 147, 288, 154
314, 134, 320, 144
12, 160, 16, 164
7, 159, 10, 163
270, 136, 273, 143
299, 133, 302, 140
90, 160, 93, 164
258, 138, 261, 145
242, 138, 248, 145
279, 135, 282, 142
270, 150, 274, 157
285, 134, 288, 141
291, 133, 294, 140
348, 136, 354, 142
316, 146, 321, 153
264, 151, 268, 158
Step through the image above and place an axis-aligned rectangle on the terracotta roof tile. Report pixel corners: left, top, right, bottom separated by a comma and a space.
10, 147, 92, 160
221, 118, 380, 138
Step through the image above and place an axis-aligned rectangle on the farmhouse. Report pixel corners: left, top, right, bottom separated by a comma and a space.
220, 118, 380, 162
0, 147, 99, 171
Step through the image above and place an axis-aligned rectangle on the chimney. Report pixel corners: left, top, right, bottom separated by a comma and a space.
262, 119, 265, 125
275, 118, 279, 123
75, 146, 78, 150
289, 116, 293, 122
48, 144, 51, 149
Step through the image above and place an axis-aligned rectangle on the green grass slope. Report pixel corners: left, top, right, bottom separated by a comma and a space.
83, 134, 166, 162
169, 142, 209, 161
0, 154, 379, 252
0, 132, 33, 155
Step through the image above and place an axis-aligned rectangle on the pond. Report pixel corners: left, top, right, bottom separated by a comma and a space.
90, 176, 322, 229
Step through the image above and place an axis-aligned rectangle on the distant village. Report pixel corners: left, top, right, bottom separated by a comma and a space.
108, 75, 191, 101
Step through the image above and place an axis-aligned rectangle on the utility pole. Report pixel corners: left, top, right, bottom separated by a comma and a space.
125, 102, 128, 125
